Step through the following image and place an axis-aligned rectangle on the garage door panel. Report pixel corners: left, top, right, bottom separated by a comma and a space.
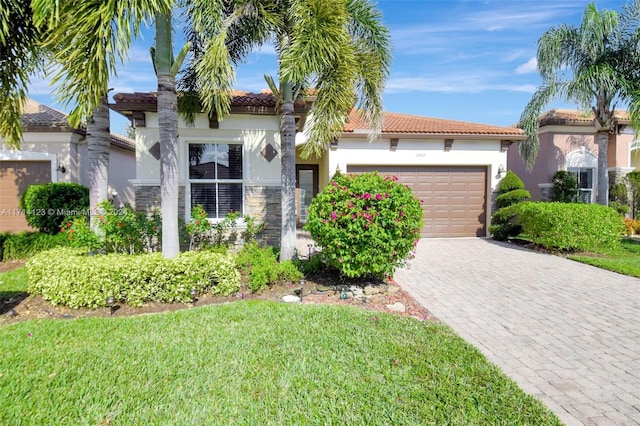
347, 165, 487, 237
0, 161, 51, 232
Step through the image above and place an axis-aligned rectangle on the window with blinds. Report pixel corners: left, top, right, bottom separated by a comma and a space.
188, 143, 243, 219
568, 167, 594, 204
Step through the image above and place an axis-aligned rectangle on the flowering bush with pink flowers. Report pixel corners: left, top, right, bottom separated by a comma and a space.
305, 171, 423, 278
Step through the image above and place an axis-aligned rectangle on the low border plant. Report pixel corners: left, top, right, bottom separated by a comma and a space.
27, 247, 240, 308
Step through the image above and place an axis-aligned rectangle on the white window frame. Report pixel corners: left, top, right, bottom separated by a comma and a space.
565, 148, 597, 204
184, 139, 245, 222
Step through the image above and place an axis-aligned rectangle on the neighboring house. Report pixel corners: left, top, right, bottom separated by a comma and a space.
111, 91, 525, 243
507, 109, 636, 203
0, 99, 136, 232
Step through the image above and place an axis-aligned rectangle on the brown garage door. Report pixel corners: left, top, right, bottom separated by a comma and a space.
347, 165, 487, 237
0, 161, 52, 232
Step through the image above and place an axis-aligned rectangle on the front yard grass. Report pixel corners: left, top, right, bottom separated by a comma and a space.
568, 238, 640, 277
0, 301, 560, 425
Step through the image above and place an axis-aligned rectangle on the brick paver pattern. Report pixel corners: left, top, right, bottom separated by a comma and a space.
395, 239, 640, 426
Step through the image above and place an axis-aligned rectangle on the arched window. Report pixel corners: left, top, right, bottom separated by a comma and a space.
565, 147, 597, 203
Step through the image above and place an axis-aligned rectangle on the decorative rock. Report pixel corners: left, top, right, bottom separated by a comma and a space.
386, 286, 400, 295
386, 302, 406, 313
282, 295, 301, 303
315, 284, 333, 292
363, 284, 389, 295
349, 286, 364, 298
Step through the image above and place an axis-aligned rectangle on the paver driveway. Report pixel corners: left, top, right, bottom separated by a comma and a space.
395, 238, 640, 426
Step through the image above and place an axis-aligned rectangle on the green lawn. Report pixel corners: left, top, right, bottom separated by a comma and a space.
0, 300, 560, 425
0, 266, 27, 301
568, 238, 640, 277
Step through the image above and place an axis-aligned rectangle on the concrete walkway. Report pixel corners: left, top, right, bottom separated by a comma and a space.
394, 238, 640, 426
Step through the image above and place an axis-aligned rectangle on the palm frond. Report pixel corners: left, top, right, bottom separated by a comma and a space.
37, 0, 172, 127
518, 83, 563, 171
0, 0, 44, 148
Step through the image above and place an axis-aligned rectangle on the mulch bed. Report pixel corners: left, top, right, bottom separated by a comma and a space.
1, 260, 436, 325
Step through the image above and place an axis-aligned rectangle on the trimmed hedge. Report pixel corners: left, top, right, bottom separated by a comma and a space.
20, 182, 89, 234
496, 189, 531, 209
27, 248, 240, 308
517, 202, 624, 251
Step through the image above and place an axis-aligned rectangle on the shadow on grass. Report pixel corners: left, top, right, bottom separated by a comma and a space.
0, 291, 28, 315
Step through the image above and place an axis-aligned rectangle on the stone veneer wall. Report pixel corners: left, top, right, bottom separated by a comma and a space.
134, 185, 185, 218
134, 185, 282, 247
245, 185, 281, 247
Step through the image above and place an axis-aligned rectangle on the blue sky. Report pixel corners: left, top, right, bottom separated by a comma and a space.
27, 0, 628, 135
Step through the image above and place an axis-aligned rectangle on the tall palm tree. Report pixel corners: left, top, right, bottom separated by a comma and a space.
153, 11, 191, 258
186, 0, 391, 260
519, 2, 639, 206
31, 0, 172, 230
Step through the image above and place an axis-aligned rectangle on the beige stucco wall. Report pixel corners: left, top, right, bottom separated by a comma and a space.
1, 131, 83, 184
330, 137, 509, 192
77, 143, 136, 206
135, 113, 282, 185
2, 131, 136, 205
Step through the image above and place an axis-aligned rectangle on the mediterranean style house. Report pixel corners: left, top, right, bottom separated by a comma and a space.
0, 99, 135, 232
111, 91, 525, 243
507, 109, 638, 203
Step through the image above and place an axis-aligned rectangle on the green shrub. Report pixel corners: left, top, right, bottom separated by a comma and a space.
0, 232, 10, 260
62, 201, 162, 254
609, 182, 630, 216
496, 189, 531, 209
488, 203, 527, 241
20, 182, 89, 234
551, 171, 579, 203
305, 171, 423, 279
491, 171, 530, 241
517, 202, 624, 251
498, 170, 525, 192
1, 232, 69, 260
27, 247, 240, 308
627, 171, 640, 219
59, 215, 102, 251
235, 242, 303, 292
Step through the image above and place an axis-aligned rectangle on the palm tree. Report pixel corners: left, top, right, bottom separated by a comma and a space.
153, 11, 191, 258
186, 0, 392, 260
31, 0, 172, 231
0, 0, 44, 149
519, 2, 639, 206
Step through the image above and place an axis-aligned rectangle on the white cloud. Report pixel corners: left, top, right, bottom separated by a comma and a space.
386, 73, 537, 95
516, 57, 538, 74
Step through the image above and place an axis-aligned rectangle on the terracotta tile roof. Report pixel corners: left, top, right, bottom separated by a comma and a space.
21, 99, 135, 151
539, 109, 630, 126
113, 90, 309, 108
21, 99, 70, 127
345, 110, 524, 136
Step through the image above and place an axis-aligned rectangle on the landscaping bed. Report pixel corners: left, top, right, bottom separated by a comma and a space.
0, 261, 434, 325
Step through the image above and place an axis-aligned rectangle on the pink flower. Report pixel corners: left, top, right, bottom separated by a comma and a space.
338, 258, 343, 263
363, 193, 371, 200
331, 211, 337, 220
322, 219, 328, 224
375, 193, 382, 200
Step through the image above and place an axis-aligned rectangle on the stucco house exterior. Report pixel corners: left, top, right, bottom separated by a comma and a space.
0, 99, 136, 232
112, 91, 525, 242
507, 109, 637, 203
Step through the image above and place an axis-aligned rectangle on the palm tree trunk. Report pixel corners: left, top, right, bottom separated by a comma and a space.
156, 12, 180, 258
87, 94, 110, 231
279, 80, 297, 261
596, 130, 609, 205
